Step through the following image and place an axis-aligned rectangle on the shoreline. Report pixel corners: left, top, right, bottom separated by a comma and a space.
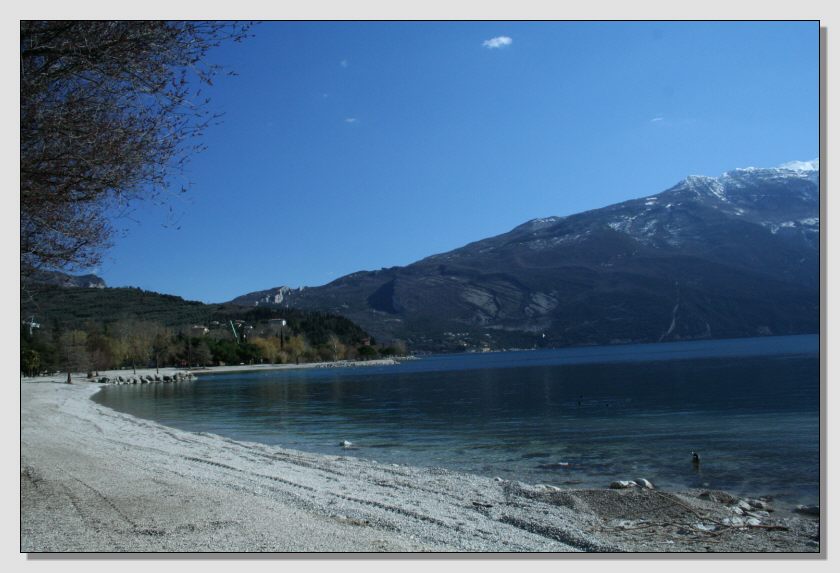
21, 378, 820, 553
25, 358, 402, 386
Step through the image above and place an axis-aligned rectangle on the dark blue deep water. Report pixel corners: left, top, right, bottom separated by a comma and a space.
93, 335, 819, 506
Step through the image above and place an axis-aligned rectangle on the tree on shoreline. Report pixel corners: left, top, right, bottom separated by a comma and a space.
192, 340, 213, 367
21, 349, 41, 378
151, 327, 174, 374
115, 320, 156, 374
20, 21, 250, 279
286, 335, 308, 365
87, 329, 120, 376
58, 330, 89, 383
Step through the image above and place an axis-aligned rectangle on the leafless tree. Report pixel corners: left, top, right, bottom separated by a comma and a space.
114, 319, 157, 374
58, 329, 89, 382
20, 21, 250, 278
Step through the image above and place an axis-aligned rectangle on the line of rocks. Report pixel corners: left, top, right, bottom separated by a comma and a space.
93, 372, 196, 385
311, 359, 397, 369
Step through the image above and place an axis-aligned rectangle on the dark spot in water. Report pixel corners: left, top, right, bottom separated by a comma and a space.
521, 452, 551, 459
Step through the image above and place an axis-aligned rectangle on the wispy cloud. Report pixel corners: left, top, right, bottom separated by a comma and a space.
650, 116, 664, 123
483, 36, 512, 49
344, 117, 358, 124
340, 59, 349, 68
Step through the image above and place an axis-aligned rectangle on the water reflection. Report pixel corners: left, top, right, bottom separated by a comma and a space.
94, 336, 819, 505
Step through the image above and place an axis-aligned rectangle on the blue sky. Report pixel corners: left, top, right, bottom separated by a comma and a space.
97, 21, 818, 302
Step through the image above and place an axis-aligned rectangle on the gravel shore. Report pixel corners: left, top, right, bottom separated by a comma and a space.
21, 376, 820, 553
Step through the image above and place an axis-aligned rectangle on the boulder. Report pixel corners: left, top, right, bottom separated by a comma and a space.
747, 498, 770, 511
610, 480, 638, 489
723, 516, 745, 527
634, 478, 655, 489
697, 491, 738, 505
795, 505, 819, 516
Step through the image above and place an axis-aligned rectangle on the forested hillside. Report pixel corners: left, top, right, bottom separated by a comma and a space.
20, 283, 403, 376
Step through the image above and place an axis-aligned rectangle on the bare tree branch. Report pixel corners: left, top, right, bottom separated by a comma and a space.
20, 20, 251, 277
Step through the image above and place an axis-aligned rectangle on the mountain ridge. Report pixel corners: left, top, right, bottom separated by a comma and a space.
231, 162, 820, 351
25, 270, 107, 289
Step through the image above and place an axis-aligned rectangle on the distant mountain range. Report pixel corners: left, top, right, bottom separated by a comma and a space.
231, 162, 820, 351
25, 270, 107, 289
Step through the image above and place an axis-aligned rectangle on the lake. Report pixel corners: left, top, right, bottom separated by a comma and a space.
93, 334, 820, 507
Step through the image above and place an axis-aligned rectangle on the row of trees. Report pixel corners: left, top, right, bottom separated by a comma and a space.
20, 320, 407, 377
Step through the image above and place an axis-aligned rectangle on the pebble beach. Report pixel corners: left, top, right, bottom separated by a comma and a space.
20, 370, 821, 553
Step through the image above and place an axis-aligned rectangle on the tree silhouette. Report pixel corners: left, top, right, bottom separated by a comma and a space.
20, 21, 250, 277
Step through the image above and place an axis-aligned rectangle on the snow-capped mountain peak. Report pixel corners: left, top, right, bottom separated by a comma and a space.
778, 159, 819, 172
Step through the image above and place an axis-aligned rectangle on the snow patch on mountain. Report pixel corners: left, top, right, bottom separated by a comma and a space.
760, 216, 820, 234
779, 159, 819, 171
532, 216, 562, 225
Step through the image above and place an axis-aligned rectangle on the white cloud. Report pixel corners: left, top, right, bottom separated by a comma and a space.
651, 116, 664, 122
482, 36, 512, 49
340, 59, 348, 68
344, 117, 358, 124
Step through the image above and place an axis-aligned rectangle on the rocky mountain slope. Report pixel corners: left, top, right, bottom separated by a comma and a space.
26, 270, 106, 289
232, 162, 820, 351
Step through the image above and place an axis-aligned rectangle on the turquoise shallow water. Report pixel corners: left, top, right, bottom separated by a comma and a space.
94, 335, 819, 506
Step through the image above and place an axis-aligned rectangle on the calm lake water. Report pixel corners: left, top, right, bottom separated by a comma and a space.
94, 335, 820, 506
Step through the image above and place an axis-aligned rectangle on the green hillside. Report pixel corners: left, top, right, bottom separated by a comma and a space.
20, 283, 384, 375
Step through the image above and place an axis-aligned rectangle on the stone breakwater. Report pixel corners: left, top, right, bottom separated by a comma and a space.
22, 360, 400, 388
93, 371, 196, 385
